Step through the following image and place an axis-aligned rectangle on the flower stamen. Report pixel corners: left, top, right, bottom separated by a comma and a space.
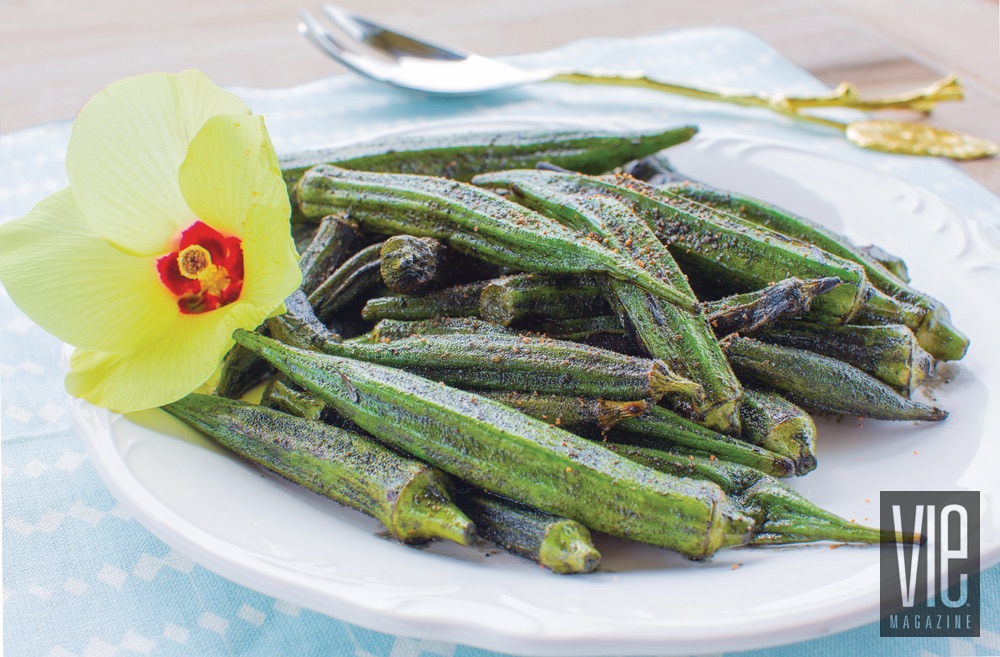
178, 245, 211, 278
157, 221, 244, 314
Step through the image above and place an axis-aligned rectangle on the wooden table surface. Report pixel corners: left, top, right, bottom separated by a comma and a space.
3, 0, 998, 193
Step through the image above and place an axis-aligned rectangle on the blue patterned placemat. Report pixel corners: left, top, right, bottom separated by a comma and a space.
3, 26, 999, 657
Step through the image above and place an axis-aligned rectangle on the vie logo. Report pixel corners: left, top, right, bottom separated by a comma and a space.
880, 491, 980, 637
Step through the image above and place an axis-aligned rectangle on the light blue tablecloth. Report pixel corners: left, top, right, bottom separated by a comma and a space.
3, 27, 998, 657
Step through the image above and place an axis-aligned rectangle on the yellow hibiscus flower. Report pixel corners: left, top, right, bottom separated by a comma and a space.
0, 70, 302, 413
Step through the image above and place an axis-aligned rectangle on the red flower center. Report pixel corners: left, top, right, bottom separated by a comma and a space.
157, 221, 244, 314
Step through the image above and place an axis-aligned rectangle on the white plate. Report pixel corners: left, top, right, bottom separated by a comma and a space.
71, 126, 1000, 657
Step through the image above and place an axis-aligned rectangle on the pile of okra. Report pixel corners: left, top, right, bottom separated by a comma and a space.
165, 125, 964, 573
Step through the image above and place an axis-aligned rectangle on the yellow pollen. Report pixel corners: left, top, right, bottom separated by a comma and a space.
177, 245, 230, 296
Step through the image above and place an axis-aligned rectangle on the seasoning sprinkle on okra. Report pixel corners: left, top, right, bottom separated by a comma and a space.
173, 126, 959, 572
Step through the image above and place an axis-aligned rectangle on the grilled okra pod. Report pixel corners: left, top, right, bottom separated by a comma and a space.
365, 317, 515, 342
216, 290, 337, 399
308, 242, 385, 324
703, 277, 841, 335
483, 391, 651, 431
234, 330, 754, 558
720, 335, 946, 421
612, 406, 796, 478
281, 126, 699, 193
659, 181, 967, 360
611, 445, 913, 544
738, 389, 818, 475
475, 170, 743, 433
318, 332, 703, 403
163, 394, 475, 545
298, 214, 365, 295
476, 170, 871, 325
459, 492, 601, 574
479, 274, 611, 327
361, 279, 490, 322
527, 315, 626, 341
297, 166, 696, 311
756, 321, 935, 396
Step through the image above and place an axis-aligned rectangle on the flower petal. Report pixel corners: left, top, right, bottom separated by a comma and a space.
179, 112, 301, 311
65, 299, 274, 412
178, 113, 285, 239
0, 189, 178, 353
66, 70, 250, 255
239, 201, 302, 311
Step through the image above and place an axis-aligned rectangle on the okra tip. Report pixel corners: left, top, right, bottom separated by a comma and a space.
916, 304, 969, 362
539, 521, 602, 574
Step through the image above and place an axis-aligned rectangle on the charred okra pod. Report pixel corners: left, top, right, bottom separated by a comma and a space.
297, 166, 696, 311
756, 321, 935, 396
483, 391, 651, 431
527, 315, 626, 341
476, 170, 743, 434
297, 214, 365, 295
459, 492, 601, 574
703, 277, 841, 336
611, 444, 915, 545
720, 335, 947, 421
163, 394, 475, 545
281, 125, 699, 192
479, 274, 611, 327
612, 406, 796, 478
361, 279, 490, 322
308, 242, 385, 324
318, 332, 703, 403
234, 330, 755, 558
738, 389, 818, 475
476, 170, 871, 325
660, 181, 967, 361
365, 317, 514, 342
217, 290, 337, 399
